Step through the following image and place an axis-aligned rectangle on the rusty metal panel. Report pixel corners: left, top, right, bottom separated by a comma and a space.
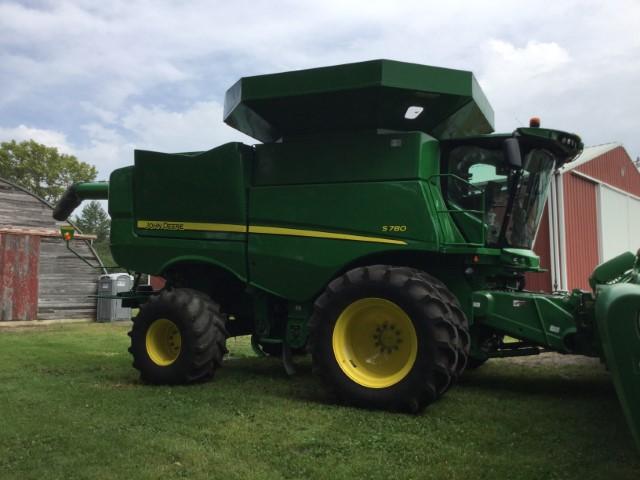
525, 204, 553, 292
0, 233, 40, 321
576, 146, 640, 197
563, 174, 599, 290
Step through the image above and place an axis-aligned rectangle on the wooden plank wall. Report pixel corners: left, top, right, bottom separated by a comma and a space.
0, 180, 56, 227
38, 238, 98, 320
0, 179, 98, 320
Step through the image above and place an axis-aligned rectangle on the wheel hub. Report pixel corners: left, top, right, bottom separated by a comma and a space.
373, 322, 403, 353
332, 298, 418, 388
146, 318, 182, 366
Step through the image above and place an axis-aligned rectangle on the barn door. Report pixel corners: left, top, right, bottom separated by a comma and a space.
598, 185, 640, 261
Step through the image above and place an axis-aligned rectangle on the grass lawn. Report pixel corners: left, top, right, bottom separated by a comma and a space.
0, 323, 638, 480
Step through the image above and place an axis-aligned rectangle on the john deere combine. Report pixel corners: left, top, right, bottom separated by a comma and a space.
53, 60, 640, 449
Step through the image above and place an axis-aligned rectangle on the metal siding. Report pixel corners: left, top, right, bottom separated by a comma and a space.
564, 174, 599, 290
525, 204, 552, 292
598, 186, 640, 260
629, 195, 640, 253
0, 233, 40, 321
575, 146, 640, 197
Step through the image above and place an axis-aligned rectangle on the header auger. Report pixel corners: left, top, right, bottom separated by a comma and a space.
55, 60, 640, 451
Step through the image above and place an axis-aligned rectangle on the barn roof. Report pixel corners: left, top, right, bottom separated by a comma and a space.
0, 176, 104, 265
556, 142, 640, 199
560, 142, 622, 173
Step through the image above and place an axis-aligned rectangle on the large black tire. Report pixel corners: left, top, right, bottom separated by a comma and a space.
310, 265, 462, 412
411, 271, 470, 377
128, 288, 228, 384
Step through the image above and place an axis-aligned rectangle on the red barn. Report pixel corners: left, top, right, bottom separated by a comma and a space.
526, 144, 640, 292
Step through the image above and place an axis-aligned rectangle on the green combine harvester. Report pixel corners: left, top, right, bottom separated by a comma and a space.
53, 60, 640, 450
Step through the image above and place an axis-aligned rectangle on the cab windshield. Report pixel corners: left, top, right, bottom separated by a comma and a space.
442, 141, 556, 249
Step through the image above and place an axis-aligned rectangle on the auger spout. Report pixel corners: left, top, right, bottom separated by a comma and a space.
52, 182, 109, 221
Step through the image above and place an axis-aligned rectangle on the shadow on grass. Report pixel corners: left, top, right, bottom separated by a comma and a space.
60, 344, 618, 415
460, 368, 615, 399
212, 355, 614, 415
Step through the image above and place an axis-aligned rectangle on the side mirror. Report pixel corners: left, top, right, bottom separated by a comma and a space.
503, 138, 522, 170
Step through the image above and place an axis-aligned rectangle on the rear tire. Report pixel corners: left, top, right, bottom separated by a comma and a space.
310, 265, 461, 412
128, 288, 228, 384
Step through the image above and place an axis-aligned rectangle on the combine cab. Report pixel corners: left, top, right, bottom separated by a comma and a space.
53, 60, 640, 450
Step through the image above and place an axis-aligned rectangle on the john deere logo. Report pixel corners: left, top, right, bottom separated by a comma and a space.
144, 222, 185, 231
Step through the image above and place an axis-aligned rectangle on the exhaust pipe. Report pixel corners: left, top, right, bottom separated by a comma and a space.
52, 182, 109, 221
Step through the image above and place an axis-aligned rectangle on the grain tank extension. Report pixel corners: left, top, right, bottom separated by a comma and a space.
54, 60, 640, 450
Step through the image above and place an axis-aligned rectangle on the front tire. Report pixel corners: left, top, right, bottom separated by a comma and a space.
310, 265, 462, 412
128, 288, 228, 384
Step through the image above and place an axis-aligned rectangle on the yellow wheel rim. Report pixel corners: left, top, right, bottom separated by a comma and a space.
332, 298, 418, 388
146, 318, 182, 366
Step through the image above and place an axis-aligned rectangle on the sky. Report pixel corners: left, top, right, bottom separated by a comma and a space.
1, 0, 639, 181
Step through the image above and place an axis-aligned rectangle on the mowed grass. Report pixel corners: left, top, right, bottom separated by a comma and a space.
0, 323, 638, 480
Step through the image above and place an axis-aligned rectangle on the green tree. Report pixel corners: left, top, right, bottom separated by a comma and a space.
73, 200, 110, 242
0, 139, 97, 204
73, 200, 119, 268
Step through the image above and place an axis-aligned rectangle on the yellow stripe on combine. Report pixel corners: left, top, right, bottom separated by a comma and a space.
137, 220, 407, 246
248, 225, 407, 245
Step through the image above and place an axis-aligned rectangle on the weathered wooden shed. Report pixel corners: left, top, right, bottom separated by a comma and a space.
0, 177, 102, 321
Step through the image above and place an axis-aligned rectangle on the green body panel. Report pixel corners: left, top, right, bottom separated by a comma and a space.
110, 219, 248, 281
108, 146, 253, 281
134, 143, 251, 231
595, 283, 640, 450
472, 291, 577, 352
248, 178, 436, 297
253, 131, 437, 185
590, 251, 637, 289
247, 131, 466, 301
224, 59, 494, 142
108, 167, 134, 218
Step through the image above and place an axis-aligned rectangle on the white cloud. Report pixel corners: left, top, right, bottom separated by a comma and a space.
0, 125, 75, 154
120, 101, 253, 153
485, 40, 571, 77
80, 103, 118, 125
477, 40, 574, 129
